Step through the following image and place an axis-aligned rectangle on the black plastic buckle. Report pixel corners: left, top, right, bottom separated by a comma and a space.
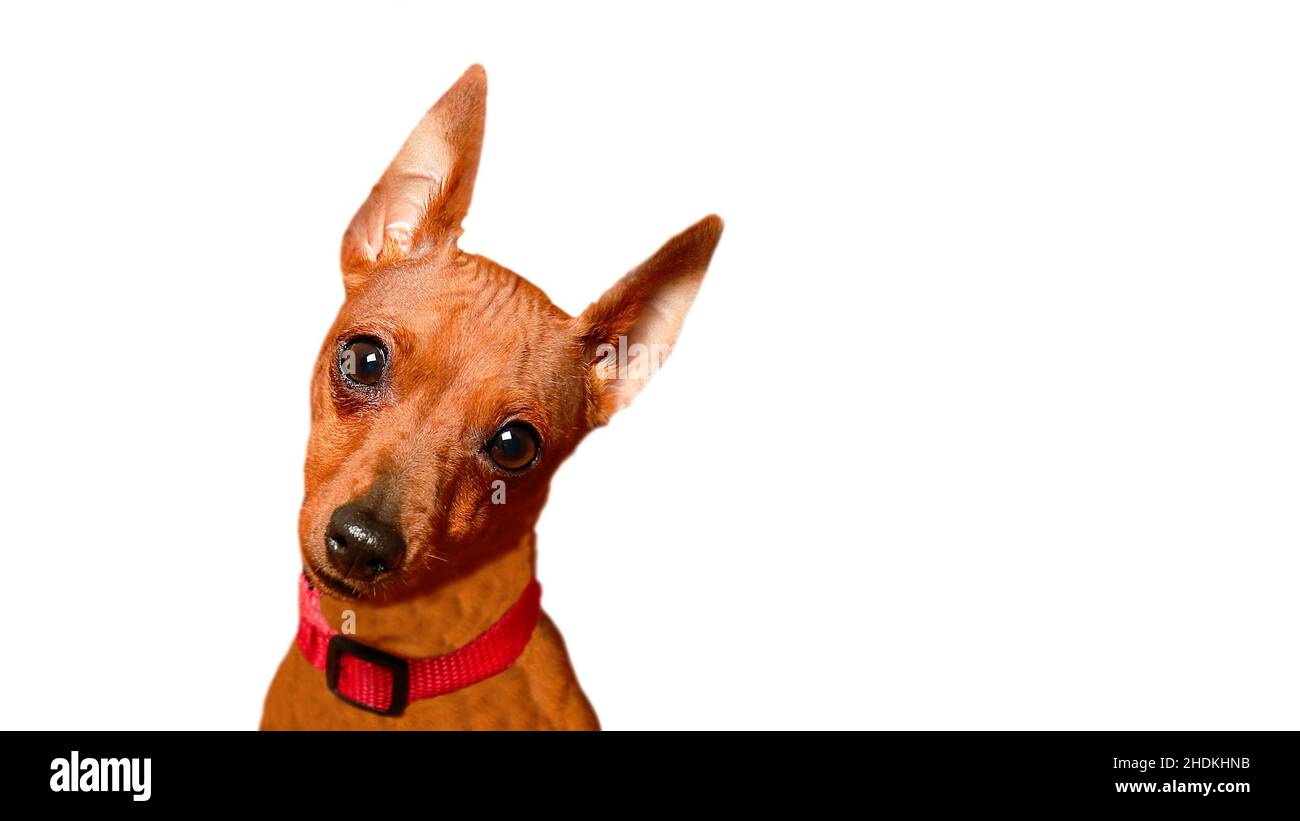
325, 634, 410, 717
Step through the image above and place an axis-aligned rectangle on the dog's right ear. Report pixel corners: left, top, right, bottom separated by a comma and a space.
340, 64, 487, 290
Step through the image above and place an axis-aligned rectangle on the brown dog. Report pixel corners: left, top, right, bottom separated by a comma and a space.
260, 65, 722, 729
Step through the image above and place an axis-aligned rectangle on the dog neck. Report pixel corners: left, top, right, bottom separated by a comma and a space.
314, 530, 537, 658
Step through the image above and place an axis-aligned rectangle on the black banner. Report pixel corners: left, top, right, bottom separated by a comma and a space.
1, 730, 1292, 810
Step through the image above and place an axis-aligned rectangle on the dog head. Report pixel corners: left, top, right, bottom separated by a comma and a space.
299, 66, 722, 600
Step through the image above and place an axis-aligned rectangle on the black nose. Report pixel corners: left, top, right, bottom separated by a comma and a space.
325, 503, 406, 579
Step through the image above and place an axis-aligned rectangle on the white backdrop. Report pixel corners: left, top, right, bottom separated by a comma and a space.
2, 2, 1297, 730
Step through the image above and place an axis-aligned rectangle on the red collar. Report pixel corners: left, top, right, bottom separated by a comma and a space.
295, 574, 542, 716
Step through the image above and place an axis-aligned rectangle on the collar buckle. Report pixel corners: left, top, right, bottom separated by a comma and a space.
325, 634, 410, 717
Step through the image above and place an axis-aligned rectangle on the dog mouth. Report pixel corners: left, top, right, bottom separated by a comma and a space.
303, 563, 381, 600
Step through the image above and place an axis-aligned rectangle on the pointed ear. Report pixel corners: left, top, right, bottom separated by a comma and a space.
576, 215, 723, 426
341, 64, 487, 288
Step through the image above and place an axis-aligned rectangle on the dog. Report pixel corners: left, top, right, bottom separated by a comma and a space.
260, 65, 722, 729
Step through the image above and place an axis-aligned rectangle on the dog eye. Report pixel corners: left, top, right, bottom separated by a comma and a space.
339, 338, 388, 387
486, 423, 540, 471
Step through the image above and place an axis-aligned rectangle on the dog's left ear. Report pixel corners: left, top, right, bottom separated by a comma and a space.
577, 215, 723, 426
341, 64, 487, 288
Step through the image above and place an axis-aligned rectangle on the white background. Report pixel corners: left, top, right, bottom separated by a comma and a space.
1, 2, 1297, 730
